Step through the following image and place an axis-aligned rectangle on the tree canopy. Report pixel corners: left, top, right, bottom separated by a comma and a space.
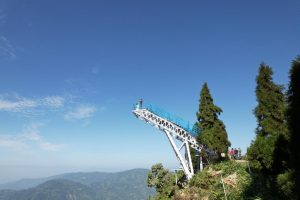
286, 56, 300, 199
247, 63, 287, 174
196, 83, 231, 160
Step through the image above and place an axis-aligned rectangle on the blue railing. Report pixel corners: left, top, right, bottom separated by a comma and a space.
135, 101, 200, 136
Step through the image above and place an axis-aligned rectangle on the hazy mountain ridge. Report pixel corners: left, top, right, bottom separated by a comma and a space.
0, 171, 111, 190
0, 169, 155, 200
0, 179, 96, 200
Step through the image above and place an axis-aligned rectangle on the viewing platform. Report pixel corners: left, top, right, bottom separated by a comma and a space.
133, 100, 201, 137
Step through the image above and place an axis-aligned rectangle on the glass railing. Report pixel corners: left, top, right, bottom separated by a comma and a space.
134, 101, 201, 136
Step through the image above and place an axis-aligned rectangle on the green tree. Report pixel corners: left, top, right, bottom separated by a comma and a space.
247, 63, 287, 175
285, 56, 300, 199
147, 163, 177, 199
196, 83, 231, 161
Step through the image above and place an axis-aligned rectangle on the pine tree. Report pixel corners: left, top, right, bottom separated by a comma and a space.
196, 83, 231, 160
286, 56, 300, 198
247, 63, 287, 174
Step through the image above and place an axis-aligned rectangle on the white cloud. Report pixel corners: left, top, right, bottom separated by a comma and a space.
42, 96, 64, 107
0, 98, 37, 112
22, 123, 66, 152
0, 123, 66, 152
0, 93, 101, 122
0, 95, 65, 115
23, 123, 42, 141
0, 136, 27, 151
64, 105, 97, 120
0, 35, 16, 60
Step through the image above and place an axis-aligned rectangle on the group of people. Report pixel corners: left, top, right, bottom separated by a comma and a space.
229, 147, 241, 160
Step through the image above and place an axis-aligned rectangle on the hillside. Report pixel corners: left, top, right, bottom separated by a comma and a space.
174, 161, 252, 200
0, 169, 155, 200
1, 179, 96, 200
148, 161, 258, 200
92, 169, 154, 200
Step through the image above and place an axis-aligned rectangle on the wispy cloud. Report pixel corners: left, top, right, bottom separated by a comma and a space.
64, 105, 97, 120
0, 135, 28, 151
0, 35, 16, 60
23, 123, 66, 152
0, 95, 65, 115
0, 93, 101, 122
0, 123, 66, 152
0, 98, 37, 112
22, 123, 43, 141
42, 96, 65, 107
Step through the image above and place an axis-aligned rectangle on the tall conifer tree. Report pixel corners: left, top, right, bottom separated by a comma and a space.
286, 56, 300, 198
247, 63, 287, 174
196, 83, 230, 160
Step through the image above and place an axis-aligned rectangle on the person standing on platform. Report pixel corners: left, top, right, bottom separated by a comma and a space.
238, 147, 241, 159
139, 98, 143, 108
230, 148, 235, 160
234, 148, 238, 159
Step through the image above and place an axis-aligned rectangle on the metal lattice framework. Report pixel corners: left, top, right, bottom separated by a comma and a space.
133, 103, 208, 180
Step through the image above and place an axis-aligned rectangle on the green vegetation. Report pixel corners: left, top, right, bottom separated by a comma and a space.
246, 59, 300, 199
147, 163, 178, 199
148, 55, 300, 200
188, 161, 251, 200
282, 55, 300, 199
247, 63, 288, 174
196, 83, 231, 161
148, 161, 253, 200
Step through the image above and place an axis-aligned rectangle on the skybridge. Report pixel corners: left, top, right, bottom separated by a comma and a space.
132, 100, 213, 180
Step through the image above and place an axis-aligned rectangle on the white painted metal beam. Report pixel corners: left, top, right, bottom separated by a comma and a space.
133, 106, 211, 180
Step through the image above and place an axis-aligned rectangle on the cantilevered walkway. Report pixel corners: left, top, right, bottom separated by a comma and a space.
132, 100, 214, 180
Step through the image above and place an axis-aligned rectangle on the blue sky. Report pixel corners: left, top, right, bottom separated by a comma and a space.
0, 0, 299, 183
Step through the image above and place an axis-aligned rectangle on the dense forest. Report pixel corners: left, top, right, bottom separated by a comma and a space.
147, 55, 300, 200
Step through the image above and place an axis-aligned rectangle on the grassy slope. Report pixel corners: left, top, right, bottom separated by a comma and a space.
173, 161, 255, 200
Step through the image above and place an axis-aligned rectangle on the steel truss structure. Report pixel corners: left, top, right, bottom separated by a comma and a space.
133, 104, 207, 180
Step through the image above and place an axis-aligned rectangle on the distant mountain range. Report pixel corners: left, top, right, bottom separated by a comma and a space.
0, 169, 155, 200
